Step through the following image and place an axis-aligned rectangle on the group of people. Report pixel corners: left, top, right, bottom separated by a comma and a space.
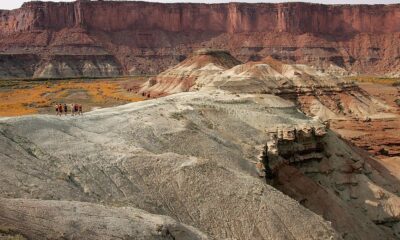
55, 103, 83, 116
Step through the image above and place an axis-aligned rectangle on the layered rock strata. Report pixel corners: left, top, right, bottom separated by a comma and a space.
141, 51, 390, 120
0, 1, 399, 78
260, 125, 400, 239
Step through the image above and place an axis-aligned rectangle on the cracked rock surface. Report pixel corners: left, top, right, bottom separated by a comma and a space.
0, 91, 339, 240
0, 198, 208, 240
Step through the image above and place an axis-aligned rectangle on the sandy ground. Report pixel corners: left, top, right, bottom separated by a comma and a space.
331, 117, 400, 157
359, 82, 400, 109
375, 157, 400, 181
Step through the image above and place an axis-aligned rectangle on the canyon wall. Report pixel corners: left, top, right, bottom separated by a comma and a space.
0, 1, 399, 78
4, 1, 399, 34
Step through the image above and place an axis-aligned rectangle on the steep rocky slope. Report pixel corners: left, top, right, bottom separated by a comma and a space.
140, 50, 391, 120
0, 1, 399, 78
1, 91, 400, 239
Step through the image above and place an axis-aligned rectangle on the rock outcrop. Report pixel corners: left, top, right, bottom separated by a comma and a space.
262, 124, 400, 239
0, 1, 399, 78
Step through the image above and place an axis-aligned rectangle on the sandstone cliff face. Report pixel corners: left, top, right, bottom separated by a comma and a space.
57, 2, 400, 33
0, 1, 399, 78
4, 2, 398, 34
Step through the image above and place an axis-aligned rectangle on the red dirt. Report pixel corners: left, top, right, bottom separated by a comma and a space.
330, 83, 400, 158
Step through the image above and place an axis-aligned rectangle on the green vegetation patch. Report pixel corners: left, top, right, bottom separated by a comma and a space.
346, 76, 400, 86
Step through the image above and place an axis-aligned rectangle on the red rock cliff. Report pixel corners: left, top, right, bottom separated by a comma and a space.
2, 1, 399, 34
84, 2, 400, 34
0, 1, 399, 77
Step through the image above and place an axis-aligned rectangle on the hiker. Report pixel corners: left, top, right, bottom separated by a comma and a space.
78, 104, 83, 115
63, 104, 68, 116
71, 103, 76, 116
74, 104, 79, 115
55, 104, 60, 116
58, 103, 63, 116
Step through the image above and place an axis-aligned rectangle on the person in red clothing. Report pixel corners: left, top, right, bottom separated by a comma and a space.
74, 104, 78, 115
59, 104, 64, 116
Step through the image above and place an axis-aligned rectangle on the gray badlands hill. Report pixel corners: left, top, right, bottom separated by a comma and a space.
0, 92, 340, 240
140, 49, 242, 95
1, 91, 400, 239
140, 50, 392, 120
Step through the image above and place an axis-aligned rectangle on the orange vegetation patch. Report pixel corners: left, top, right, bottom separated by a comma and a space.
57, 81, 144, 103
0, 79, 145, 117
0, 86, 49, 116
